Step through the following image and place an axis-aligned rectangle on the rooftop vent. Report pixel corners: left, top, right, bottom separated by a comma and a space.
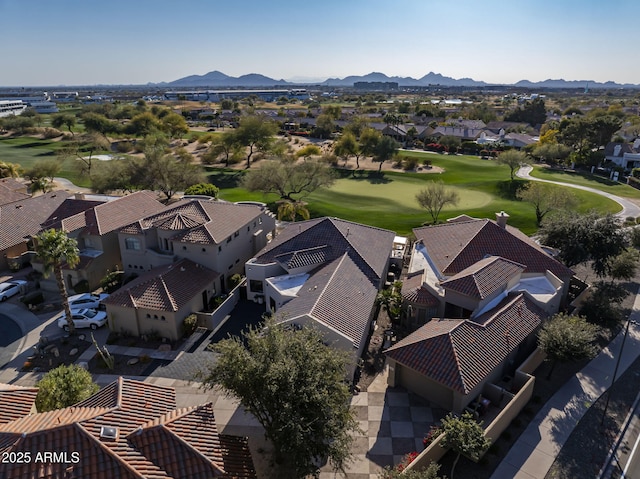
100, 426, 119, 440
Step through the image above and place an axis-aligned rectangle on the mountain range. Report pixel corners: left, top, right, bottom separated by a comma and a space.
166, 70, 640, 89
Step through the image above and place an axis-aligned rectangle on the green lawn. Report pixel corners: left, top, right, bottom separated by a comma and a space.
209, 154, 622, 236
0, 136, 91, 187
527, 165, 640, 199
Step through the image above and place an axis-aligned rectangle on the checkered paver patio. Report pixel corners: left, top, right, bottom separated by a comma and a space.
319, 369, 447, 479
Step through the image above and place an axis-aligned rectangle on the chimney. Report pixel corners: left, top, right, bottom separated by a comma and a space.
75, 192, 85, 200
496, 211, 509, 229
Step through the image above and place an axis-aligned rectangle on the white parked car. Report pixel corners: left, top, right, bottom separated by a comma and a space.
57, 308, 108, 331
0, 280, 27, 301
67, 292, 110, 310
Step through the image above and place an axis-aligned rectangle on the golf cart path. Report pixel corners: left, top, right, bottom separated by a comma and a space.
517, 165, 640, 218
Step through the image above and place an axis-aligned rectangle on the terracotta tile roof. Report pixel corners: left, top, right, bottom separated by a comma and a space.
0, 377, 256, 479
256, 217, 395, 282
385, 293, 547, 395
441, 256, 525, 299
0, 191, 71, 251
40, 198, 106, 230
120, 199, 267, 245
401, 271, 440, 307
60, 191, 165, 236
103, 258, 219, 311
413, 218, 573, 279
0, 178, 29, 206
0, 384, 38, 425
278, 253, 379, 348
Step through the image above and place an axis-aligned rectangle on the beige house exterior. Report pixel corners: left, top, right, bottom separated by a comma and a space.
118, 199, 275, 295
245, 217, 396, 380
35, 191, 165, 292
104, 259, 219, 341
386, 213, 573, 412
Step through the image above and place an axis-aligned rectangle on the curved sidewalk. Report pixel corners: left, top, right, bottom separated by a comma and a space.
517, 166, 640, 218
491, 288, 640, 479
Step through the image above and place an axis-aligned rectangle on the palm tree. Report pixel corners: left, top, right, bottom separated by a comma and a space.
277, 200, 310, 222
35, 229, 80, 334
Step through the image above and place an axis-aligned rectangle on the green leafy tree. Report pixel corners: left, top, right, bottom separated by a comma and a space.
440, 411, 491, 479
234, 116, 278, 168
295, 144, 322, 160
160, 112, 189, 139
516, 182, 577, 226
91, 156, 145, 194
360, 127, 383, 159
35, 364, 100, 412
313, 113, 335, 139
24, 159, 61, 192
540, 212, 627, 277
51, 113, 76, 136
195, 318, 359, 478
504, 97, 547, 126
608, 248, 640, 281
333, 131, 361, 168
142, 145, 204, 202
439, 135, 461, 154
203, 132, 244, 167
82, 112, 118, 138
183, 183, 219, 198
496, 150, 527, 181
537, 313, 598, 379
35, 229, 80, 334
241, 157, 335, 200
58, 133, 110, 177
415, 181, 460, 224
372, 136, 399, 172
126, 111, 163, 137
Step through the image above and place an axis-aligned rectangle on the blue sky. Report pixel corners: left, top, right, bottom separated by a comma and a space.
2, 0, 639, 87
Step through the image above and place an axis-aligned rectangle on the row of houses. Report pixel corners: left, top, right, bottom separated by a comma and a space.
2, 186, 574, 413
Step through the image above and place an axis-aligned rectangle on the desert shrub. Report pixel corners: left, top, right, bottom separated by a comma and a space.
42, 127, 63, 139
72, 280, 90, 294
182, 313, 198, 338
228, 273, 243, 289
20, 291, 44, 307
403, 156, 419, 171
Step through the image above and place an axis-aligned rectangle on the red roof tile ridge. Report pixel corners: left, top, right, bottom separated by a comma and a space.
74, 421, 146, 478
0, 406, 112, 433
447, 332, 468, 392
473, 292, 525, 329
386, 319, 463, 352
160, 276, 178, 311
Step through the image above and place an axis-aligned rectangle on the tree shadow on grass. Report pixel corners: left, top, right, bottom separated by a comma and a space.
205, 168, 245, 189
344, 169, 392, 184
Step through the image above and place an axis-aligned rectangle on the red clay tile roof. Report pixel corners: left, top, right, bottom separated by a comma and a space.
120, 200, 267, 245
60, 191, 165, 236
40, 197, 106, 230
385, 293, 547, 395
413, 218, 573, 279
0, 384, 38, 425
0, 191, 71, 251
440, 256, 525, 299
103, 258, 219, 311
0, 178, 29, 206
0, 377, 256, 479
401, 271, 440, 307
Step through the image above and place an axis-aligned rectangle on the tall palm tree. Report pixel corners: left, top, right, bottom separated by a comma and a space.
35, 229, 80, 334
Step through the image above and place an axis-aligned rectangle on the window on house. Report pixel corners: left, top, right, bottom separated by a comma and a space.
182, 246, 187, 250
202, 248, 206, 252
249, 280, 263, 293
218, 246, 222, 252
227, 236, 232, 243
125, 237, 141, 250
84, 237, 93, 248
234, 231, 239, 237
259, 218, 263, 224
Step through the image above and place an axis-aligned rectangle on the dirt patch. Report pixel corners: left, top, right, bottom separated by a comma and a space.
87, 352, 153, 377
21, 335, 92, 373
105, 332, 184, 351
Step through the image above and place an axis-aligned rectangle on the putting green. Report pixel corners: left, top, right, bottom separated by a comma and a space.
326, 176, 492, 211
